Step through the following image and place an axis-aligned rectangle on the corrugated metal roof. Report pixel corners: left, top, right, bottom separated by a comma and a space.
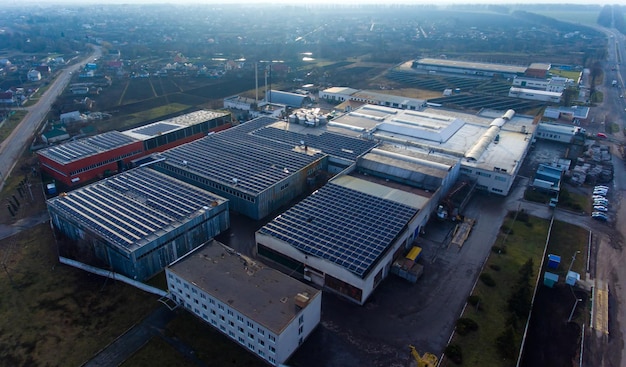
37, 131, 138, 164
267, 90, 307, 107
47, 167, 227, 251
155, 116, 377, 194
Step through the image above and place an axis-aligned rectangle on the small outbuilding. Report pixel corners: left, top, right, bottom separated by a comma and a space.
544, 272, 559, 288
547, 254, 561, 269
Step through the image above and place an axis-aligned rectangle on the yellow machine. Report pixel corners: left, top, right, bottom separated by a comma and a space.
408, 345, 438, 367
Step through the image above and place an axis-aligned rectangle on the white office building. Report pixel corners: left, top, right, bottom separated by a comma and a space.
167, 240, 321, 366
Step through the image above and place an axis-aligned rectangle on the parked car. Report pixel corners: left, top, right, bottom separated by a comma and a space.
592, 212, 609, 221
594, 201, 609, 207
597, 133, 608, 138
595, 185, 610, 190
593, 189, 608, 195
593, 206, 608, 212
592, 195, 606, 200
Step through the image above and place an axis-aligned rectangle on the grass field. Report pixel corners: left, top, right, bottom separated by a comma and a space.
121, 337, 196, 367
165, 311, 265, 367
0, 224, 158, 366
445, 214, 549, 367
0, 110, 27, 143
551, 69, 583, 80
532, 11, 600, 26
102, 102, 192, 131
545, 221, 588, 278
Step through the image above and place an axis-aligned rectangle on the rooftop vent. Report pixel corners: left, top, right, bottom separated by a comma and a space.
294, 292, 310, 309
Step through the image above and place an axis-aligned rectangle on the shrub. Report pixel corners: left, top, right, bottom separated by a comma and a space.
489, 264, 501, 271
500, 225, 513, 235
516, 210, 529, 222
445, 343, 463, 364
456, 317, 479, 335
480, 273, 496, 287
467, 295, 481, 306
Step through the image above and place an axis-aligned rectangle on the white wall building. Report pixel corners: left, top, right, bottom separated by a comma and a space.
320, 87, 426, 111
327, 105, 536, 196
27, 69, 42, 81
509, 87, 562, 103
512, 76, 549, 90
167, 240, 321, 366
535, 122, 579, 143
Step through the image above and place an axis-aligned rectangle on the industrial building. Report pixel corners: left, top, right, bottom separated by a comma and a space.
256, 174, 434, 305
122, 110, 231, 154
508, 87, 562, 103
47, 167, 229, 281
327, 104, 536, 195
266, 90, 310, 107
37, 131, 144, 187
411, 58, 528, 79
167, 240, 321, 366
543, 106, 589, 122
535, 122, 582, 144
319, 87, 426, 111
37, 110, 231, 188
254, 104, 535, 305
150, 116, 377, 220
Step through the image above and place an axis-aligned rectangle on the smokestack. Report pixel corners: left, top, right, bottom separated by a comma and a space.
268, 64, 272, 103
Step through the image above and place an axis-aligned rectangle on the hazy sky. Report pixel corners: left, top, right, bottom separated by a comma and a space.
16, 0, 610, 4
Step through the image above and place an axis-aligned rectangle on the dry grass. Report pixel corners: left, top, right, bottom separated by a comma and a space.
0, 224, 158, 367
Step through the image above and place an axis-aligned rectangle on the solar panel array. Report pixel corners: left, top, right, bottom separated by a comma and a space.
252, 126, 378, 161
131, 122, 181, 137
259, 183, 418, 278
157, 116, 377, 193
47, 167, 225, 250
157, 117, 326, 194
38, 131, 138, 164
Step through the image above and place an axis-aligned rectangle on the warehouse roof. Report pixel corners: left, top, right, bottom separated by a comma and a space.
37, 131, 138, 164
156, 116, 377, 194
330, 105, 535, 174
266, 90, 308, 107
169, 240, 320, 334
415, 58, 527, 74
47, 167, 227, 252
259, 182, 418, 278
122, 110, 229, 141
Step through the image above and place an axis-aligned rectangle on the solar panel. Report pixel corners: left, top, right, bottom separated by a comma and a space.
47, 167, 226, 250
131, 122, 181, 137
259, 183, 417, 278
38, 131, 138, 164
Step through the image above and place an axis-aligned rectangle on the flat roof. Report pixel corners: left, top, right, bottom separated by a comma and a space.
37, 131, 138, 164
322, 86, 359, 95
168, 240, 320, 334
416, 58, 527, 74
258, 182, 418, 278
544, 106, 590, 119
528, 63, 551, 71
537, 122, 578, 135
352, 90, 425, 106
156, 117, 377, 194
331, 105, 535, 173
47, 167, 227, 252
122, 110, 229, 140
510, 87, 562, 97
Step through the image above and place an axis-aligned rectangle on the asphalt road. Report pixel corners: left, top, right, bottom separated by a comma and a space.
0, 46, 102, 192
